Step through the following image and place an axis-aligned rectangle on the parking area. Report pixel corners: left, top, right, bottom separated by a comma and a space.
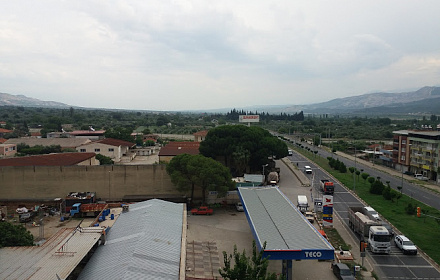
186, 205, 337, 280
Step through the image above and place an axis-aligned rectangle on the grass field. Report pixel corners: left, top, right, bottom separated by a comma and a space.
293, 146, 440, 265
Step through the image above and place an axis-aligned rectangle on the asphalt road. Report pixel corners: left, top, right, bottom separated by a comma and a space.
287, 146, 440, 280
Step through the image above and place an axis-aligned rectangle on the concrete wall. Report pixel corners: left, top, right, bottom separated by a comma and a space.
0, 164, 193, 202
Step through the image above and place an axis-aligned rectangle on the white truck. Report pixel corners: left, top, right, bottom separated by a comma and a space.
297, 195, 309, 213
348, 206, 391, 254
368, 226, 392, 254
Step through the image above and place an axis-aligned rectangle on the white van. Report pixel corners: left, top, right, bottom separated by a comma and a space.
297, 195, 309, 213
304, 166, 312, 174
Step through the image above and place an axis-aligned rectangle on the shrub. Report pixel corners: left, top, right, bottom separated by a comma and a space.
405, 202, 417, 215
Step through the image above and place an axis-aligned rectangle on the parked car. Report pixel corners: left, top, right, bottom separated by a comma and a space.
332, 262, 355, 280
404, 171, 414, 176
235, 202, 244, 212
414, 174, 429, 181
394, 235, 417, 255
304, 211, 314, 223
288, 149, 293, 156
190, 206, 214, 215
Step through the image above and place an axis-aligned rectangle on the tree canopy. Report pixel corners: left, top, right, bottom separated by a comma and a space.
199, 125, 288, 174
166, 154, 235, 203
0, 222, 34, 248
219, 240, 284, 280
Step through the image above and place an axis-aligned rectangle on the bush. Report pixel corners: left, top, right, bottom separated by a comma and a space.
405, 202, 417, 215
370, 179, 385, 195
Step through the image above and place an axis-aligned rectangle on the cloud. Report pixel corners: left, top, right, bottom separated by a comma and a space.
1, 1, 440, 110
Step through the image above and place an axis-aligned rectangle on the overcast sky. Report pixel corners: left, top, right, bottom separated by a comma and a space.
2, 1, 439, 111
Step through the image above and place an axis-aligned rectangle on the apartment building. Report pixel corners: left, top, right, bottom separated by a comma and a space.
393, 130, 440, 180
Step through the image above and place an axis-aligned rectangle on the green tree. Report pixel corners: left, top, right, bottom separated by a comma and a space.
166, 154, 235, 203
219, 240, 284, 280
232, 146, 251, 176
361, 173, 369, 181
104, 127, 134, 143
96, 154, 114, 165
200, 125, 288, 173
0, 222, 34, 248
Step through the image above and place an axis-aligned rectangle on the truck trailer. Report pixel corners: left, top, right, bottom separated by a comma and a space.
348, 206, 391, 254
297, 195, 309, 213
70, 203, 108, 217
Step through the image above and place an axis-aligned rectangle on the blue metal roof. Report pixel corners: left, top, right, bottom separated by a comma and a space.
238, 186, 334, 260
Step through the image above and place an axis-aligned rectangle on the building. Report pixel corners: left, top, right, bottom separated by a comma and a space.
0, 152, 99, 166
158, 141, 200, 163
68, 129, 106, 140
0, 143, 17, 158
76, 138, 135, 162
4, 138, 92, 150
0, 128, 13, 138
393, 130, 440, 180
193, 130, 209, 142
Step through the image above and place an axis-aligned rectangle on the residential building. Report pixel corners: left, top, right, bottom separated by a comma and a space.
393, 130, 440, 180
76, 138, 135, 162
0, 143, 17, 158
0, 128, 12, 138
158, 141, 200, 163
193, 130, 209, 142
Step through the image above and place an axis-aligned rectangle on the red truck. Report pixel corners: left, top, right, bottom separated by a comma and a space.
190, 206, 213, 215
320, 179, 335, 195
70, 203, 108, 217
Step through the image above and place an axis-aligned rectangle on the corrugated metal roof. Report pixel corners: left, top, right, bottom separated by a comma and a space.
239, 186, 334, 260
78, 199, 184, 280
0, 227, 103, 280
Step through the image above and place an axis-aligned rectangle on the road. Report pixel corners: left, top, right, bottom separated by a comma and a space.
287, 147, 440, 280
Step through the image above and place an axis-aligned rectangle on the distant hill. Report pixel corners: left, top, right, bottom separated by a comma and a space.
0, 92, 69, 108
2, 86, 440, 115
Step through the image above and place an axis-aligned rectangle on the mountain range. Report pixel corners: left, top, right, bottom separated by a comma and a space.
1, 86, 440, 116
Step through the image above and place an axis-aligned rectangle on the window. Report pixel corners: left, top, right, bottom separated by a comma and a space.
108, 148, 114, 152
402, 148, 406, 153
94, 148, 100, 152
80, 149, 86, 152
401, 155, 405, 161
402, 139, 406, 144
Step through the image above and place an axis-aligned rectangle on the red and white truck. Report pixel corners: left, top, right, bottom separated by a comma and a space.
320, 179, 335, 195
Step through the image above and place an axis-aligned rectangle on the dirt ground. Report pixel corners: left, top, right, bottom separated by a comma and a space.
18, 215, 97, 242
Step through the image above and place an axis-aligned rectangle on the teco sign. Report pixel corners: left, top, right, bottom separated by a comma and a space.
239, 115, 260, 123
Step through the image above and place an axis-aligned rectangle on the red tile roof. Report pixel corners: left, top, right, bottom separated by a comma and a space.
159, 142, 200, 156
0, 153, 97, 166
0, 138, 7, 144
193, 130, 209, 137
97, 138, 135, 147
0, 128, 13, 133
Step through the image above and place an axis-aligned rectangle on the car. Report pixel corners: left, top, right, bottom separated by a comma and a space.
404, 171, 414, 176
364, 206, 380, 220
190, 206, 214, 215
381, 221, 395, 237
332, 262, 355, 280
235, 202, 244, 212
304, 211, 314, 223
304, 166, 312, 174
414, 174, 429, 181
394, 235, 417, 255
288, 149, 293, 156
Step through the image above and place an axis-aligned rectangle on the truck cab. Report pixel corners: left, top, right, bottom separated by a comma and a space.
368, 226, 391, 254
297, 195, 309, 213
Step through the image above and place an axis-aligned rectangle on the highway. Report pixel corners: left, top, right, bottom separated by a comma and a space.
286, 146, 440, 280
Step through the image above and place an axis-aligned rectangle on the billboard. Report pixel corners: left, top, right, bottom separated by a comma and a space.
239, 115, 260, 123
322, 195, 333, 227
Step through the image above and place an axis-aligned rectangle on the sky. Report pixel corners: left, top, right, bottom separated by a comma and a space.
1, 1, 440, 111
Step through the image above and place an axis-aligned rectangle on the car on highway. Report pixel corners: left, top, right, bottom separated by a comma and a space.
364, 206, 380, 220
394, 235, 417, 255
304, 166, 312, 174
288, 149, 293, 156
332, 262, 355, 280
